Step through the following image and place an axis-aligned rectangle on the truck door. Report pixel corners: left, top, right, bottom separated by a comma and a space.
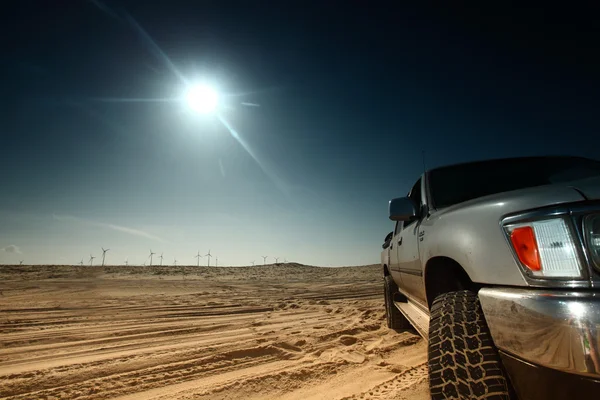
396, 177, 427, 308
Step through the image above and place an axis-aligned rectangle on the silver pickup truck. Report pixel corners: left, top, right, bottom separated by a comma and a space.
382, 156, 600, 400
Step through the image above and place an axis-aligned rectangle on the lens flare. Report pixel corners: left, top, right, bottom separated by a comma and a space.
186, 85, 218, 114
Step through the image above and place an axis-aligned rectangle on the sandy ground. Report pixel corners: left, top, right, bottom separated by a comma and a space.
0, 264, 428, 400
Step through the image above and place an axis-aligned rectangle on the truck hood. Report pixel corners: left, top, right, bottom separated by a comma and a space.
567, 175, 600, 200
433, 178, 596, 218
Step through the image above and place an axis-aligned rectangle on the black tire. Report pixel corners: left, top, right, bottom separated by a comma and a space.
428, 290, 512, 399
383, 275, 411, 330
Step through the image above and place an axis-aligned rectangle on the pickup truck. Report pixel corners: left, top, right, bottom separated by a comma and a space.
382, 156, 600, 400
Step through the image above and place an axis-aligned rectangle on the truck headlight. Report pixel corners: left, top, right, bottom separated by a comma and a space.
505, 218, 583, 279
584, 214, 600, 271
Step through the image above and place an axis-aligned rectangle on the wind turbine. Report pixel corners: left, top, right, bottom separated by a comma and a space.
275, 257, 279, 264
79, 259, 84, 266
251, 260, 255, 266
195, 251, 202, 267
89, 254, 95, 266
125, 259, 128, 266
173, 257, 177, 266
19, 260, 23, 266
101, 247, 109, 266
159, 253, 164, 266
262, 255, 268, 265
215, 257, 218, 267
148, 250, 155, 266
205, 250, 212, 267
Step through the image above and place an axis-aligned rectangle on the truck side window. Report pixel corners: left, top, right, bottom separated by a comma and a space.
404, 178, 422, 228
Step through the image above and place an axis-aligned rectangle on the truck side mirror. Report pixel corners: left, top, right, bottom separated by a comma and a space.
388, 197, 418, 221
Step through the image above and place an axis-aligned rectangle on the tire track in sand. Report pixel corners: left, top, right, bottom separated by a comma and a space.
0, 265, 429, 400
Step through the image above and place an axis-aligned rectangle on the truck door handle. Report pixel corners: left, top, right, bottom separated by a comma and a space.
398, 237, 402, 246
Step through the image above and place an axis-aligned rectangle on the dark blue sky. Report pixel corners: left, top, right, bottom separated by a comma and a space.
1, 1, 599, 265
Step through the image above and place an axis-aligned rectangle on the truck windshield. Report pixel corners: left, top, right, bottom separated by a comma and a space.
429, 156, 600, 209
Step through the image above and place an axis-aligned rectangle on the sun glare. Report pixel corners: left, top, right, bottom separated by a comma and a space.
185, 84, 218, 114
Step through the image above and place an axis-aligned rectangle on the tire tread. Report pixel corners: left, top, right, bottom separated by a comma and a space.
383, 276, 411, 330
428, 290, 511, 399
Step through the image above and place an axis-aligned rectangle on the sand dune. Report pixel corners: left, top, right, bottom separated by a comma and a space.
0, 264, 428, 399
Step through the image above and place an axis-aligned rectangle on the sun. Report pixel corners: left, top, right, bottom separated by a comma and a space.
185, 84, 219, 114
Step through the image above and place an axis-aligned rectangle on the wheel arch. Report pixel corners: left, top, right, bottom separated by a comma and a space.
383, 264, 390, 276
424, 256, 477, 309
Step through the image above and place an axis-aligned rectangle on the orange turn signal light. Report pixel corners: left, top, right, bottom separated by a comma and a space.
510, 226, 541, 272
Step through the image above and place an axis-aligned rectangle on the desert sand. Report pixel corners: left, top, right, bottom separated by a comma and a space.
0, 264, 428, 399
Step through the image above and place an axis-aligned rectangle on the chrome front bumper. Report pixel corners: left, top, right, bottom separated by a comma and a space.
478, 287, 600, 379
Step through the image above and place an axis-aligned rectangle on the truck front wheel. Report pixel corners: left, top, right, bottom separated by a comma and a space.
428, 290, 512, 399
383, 275, 411, 329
